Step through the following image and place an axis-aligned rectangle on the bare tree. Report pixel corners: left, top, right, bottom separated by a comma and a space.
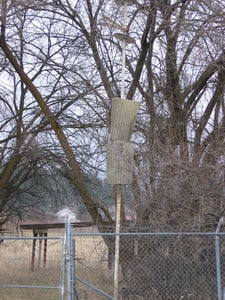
1, 1, 225, 296
1, 0, 225, 225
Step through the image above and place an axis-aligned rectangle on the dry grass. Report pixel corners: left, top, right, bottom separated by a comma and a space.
0, 229, 115, 300
74, 235, 114, 299
0, 233, 62, 300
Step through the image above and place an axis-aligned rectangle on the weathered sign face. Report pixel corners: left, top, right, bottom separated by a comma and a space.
107, 98, 140, 184
107, 140, 134, 184
109, 98, 140, 142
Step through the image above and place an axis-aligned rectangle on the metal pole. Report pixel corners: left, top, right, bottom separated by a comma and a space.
66, 222, 72, 300
120, 0, 127, 99
71, 238, 76, 300
216, 235, 222, 300
60, 226, 67, 300
114, 2, 128, 299
215, 217, 224, 300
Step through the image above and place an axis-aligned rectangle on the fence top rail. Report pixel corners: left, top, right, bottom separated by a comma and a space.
72, 231, 225, 237
0, 284, 62, 289
1, 236, 63, 240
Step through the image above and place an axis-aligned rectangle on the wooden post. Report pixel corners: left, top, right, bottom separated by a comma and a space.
38, 232, 43, 268
31, 231, 38, 271
114, 184, 122, 300
31, 229, 48, 271
43, 232, 48, 267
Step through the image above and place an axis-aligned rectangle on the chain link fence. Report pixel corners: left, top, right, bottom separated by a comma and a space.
0, 235, 64, 300
1, 225, 225, 300
73, 229, 225, 300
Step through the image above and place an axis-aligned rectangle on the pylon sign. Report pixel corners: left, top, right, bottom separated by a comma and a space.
107, 98, 140, 184
107, 141, 134, 184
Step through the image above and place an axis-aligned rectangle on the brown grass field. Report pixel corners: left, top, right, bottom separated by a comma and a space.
0, 229, 115, 300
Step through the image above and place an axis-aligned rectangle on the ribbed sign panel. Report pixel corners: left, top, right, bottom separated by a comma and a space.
109, 98, 140, 142
107, 141, 134, 184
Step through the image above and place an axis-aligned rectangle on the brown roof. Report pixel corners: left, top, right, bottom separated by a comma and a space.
20, 216, 95, 230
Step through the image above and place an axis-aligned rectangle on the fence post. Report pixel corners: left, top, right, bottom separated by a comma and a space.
215, 217, 224, 300
71, 238, 75, 299
66, 221, 71, 300
60, 228, 66, 300
65, 221, 76, 300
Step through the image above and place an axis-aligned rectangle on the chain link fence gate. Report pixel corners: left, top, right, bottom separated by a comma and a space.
0, 235, 65, 299
0, 223, 75, 300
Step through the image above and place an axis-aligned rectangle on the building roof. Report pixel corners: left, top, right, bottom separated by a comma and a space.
20, 220, 95, 230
